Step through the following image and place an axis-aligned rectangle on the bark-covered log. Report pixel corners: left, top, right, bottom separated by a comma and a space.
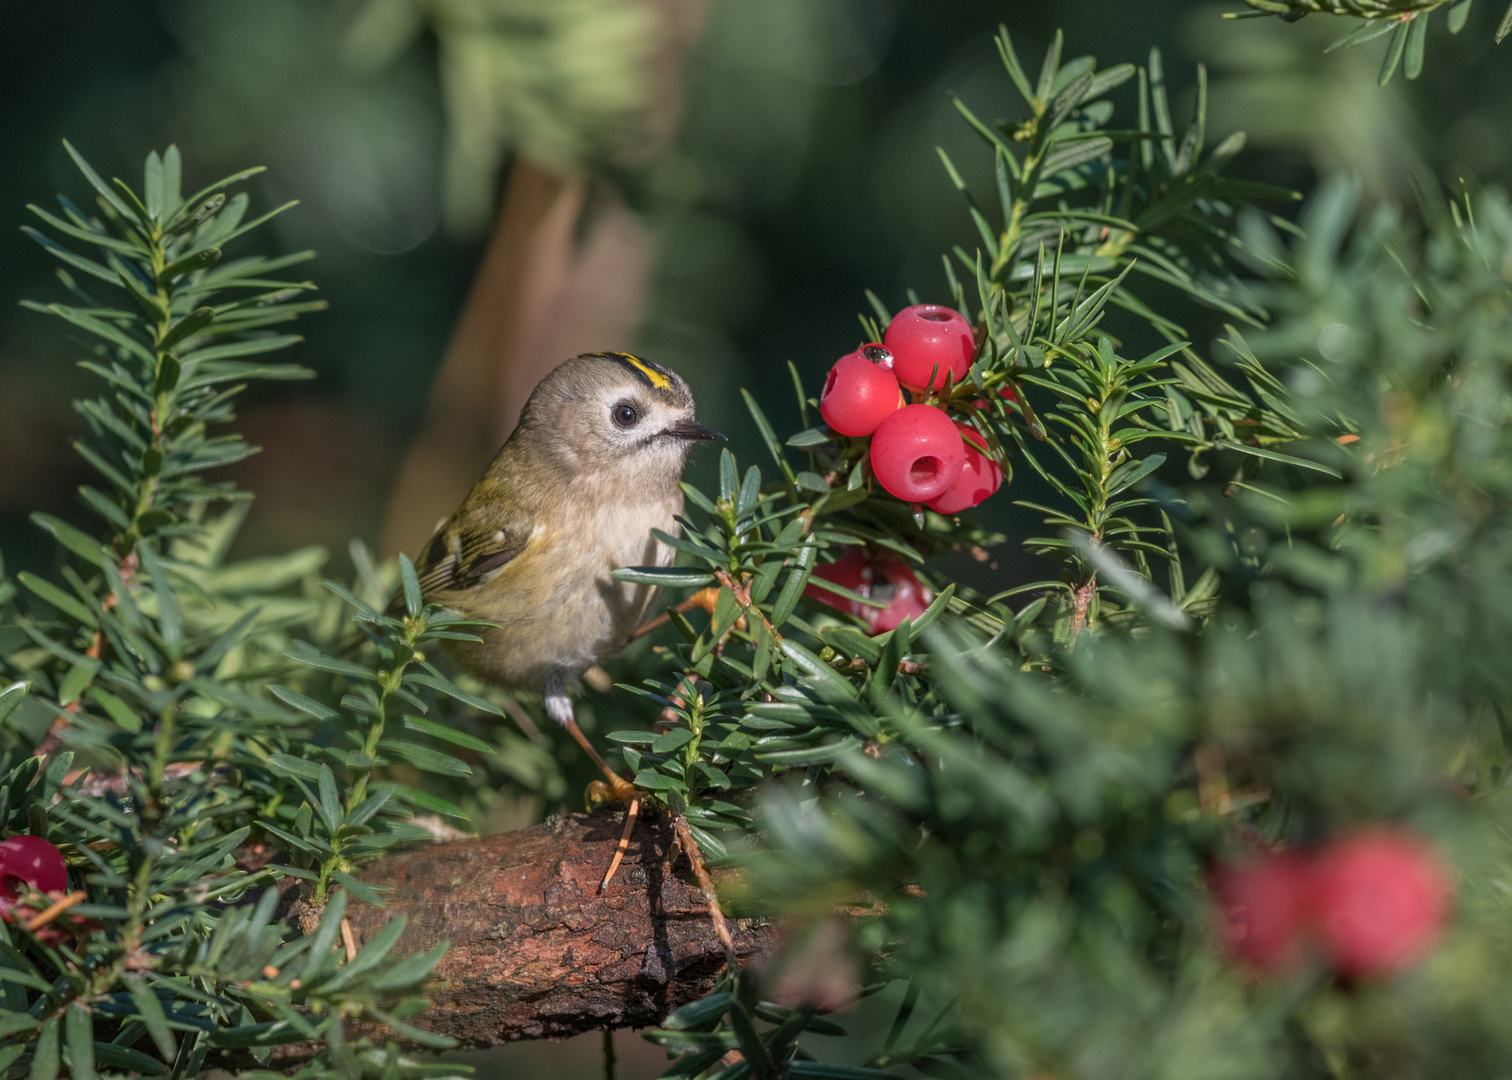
342, 808, 774, 1046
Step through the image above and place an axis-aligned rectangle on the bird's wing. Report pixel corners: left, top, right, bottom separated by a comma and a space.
414, 516, 530, 598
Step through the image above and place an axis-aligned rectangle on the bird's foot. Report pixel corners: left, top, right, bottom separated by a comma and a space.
586, 776, 638, 809
561, 715, 636, 804
548, 680, 640, 891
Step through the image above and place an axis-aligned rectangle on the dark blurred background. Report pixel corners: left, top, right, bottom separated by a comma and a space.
3, 0, 1509, 1073
11, 0, 1500, 580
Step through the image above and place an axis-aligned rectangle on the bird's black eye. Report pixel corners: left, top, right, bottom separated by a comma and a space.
612, 402, 640, 429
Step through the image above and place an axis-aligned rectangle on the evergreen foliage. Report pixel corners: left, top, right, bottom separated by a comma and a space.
0, 147, 496, 1078
1232, 0, 1512, 82
3, 11, 1512, 1080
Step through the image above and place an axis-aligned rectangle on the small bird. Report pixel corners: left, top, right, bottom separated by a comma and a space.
412, 351, 724, 798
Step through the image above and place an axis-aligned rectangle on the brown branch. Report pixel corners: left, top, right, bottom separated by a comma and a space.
672, 813, 737, 967
1068, 575, 1097, 641
629, 586, 722, 643
23, 891, 86, 932
334, 808, 773, 1048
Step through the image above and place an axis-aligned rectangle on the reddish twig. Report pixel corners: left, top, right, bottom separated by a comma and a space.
1068, 576, 1097, 641
630, 587, 722, 642
673, 813, 736, 968
23, 891, 86, 932
712, 568, 782, 647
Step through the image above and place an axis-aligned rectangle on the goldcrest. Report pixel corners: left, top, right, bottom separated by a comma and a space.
413, 352, 723, 729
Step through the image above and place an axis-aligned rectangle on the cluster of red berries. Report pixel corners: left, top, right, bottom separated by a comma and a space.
805, 547, 931, 635
0, 834, 67, 918
1214, 828, 1453, 979
819, 304, 1007, 513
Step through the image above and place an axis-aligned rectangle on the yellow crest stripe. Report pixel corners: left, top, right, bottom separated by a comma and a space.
606, 351, 672, 390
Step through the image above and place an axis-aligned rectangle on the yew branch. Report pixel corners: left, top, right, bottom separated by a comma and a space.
337, 809, 773, 1047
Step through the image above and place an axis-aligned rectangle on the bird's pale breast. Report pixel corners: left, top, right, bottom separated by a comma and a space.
442, 488, 681, 693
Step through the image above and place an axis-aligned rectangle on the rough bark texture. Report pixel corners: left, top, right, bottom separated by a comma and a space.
342, 808, 773, 1047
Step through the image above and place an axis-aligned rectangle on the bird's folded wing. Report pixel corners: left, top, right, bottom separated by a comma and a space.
415, 521, 528, 596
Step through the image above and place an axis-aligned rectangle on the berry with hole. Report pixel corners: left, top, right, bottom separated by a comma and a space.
0, 835, 67, 917
869, 405, 966, 502
883, 304, 975, 391
928, 423, 1003, 514
819, 346, 904, 437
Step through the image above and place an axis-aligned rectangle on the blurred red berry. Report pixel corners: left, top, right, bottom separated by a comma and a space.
971, 385, 1018, 413
805, 549, 933, 635
869, 556, 931, 633
805, 547, 870, 620
927, 423, 1003, 514
869, 405, 966, 502
1214, 851, 1316, 973
884, 304, 975, 391
1312, 829, 1453, 978
0, 835, 67, 918
820, 346, 904, 437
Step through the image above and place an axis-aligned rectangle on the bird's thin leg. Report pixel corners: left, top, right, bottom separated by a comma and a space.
546, 676, 636, 804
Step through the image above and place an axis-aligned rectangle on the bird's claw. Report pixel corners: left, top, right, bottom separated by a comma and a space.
606, 773, 637, 806
585, 774, 638, 810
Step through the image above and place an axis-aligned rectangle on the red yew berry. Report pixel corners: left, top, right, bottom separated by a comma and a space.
805, 547, 870, 621
1213, 851, 1316, 974
805, 548, 933, 636
1312, 828, 1453, 978
980, 384, 1018, 405
820, 346, 904, 437
869, 554, 931, 633
883, 304, 975, 391
927, 423, 1003, 514
0, 835, 67, 918
869, 404, 966, 502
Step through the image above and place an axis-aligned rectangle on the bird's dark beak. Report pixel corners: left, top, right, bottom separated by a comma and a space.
666, 419, 726, 442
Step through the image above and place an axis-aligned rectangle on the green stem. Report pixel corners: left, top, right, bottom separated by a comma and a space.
125, 224, 173, 552
26, 844, 159, 1035
346, 680, 394, 813
314, 627, 419, 903
149, 702, 175, 795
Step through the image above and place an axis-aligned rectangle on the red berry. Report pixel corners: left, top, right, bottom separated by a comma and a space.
869, 405, 966, 502
927, 424, 1003, 514
805, 547, 870, 621
974, 383, 1018, 407
1213, 851, 1316, 973
1312, 829, 1452, 978
869, 554, 932, 633
820, 346, 904, 437
0, 835, 67, 911
883, 304, 975, 391
805, 549, 933, 636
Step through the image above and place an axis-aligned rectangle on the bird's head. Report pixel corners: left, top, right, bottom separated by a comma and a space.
515, 352, 725, 483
